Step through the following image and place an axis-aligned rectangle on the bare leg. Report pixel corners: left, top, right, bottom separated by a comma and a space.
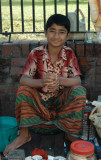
3, 127, 31, 157
65, 133, 81, 151
65, 133, 80, 142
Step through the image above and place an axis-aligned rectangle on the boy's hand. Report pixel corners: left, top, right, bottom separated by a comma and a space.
43, 73, 59, 92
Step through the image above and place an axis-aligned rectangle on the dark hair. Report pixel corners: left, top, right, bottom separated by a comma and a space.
45, 14, 70, 33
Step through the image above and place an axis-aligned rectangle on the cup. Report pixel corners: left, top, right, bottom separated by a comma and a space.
86, 32, 94, 43
97, 95, 101, 102
54, 156, 66, 160
97, 32, 101, 43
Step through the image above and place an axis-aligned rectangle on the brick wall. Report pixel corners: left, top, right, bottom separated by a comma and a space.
0, 40, 101, 116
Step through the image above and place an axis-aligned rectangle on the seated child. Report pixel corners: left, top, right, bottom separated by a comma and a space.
3, 13, 86, 156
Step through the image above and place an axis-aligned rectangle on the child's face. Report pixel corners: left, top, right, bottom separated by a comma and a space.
45, 23, 70, 48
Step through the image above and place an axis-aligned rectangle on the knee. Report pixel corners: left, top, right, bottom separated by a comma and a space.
71, 85, 86, 97
16, 86, 40, 101
17, 86, 37, 95
64, 85, 86, 101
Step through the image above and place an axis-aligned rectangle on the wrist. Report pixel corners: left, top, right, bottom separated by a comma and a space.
40, 79, 44, 87
58, 77, 62, 86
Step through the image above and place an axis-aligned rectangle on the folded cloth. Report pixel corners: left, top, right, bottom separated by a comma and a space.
31, 148, 48, 160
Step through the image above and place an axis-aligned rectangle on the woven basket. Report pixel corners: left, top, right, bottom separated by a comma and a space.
89, 104, 101, 138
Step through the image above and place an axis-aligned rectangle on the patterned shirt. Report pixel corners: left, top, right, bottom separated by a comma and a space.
21, 45, 81, 101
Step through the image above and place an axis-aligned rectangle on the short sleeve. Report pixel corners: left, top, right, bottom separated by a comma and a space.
69, 50, 81, 77
63, 48, 82, 78
21, 50, 37, 78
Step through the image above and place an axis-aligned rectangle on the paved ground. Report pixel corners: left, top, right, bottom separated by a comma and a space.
0, 131, 66, 160
19, 131, 66, 157
1, 131, 101, 160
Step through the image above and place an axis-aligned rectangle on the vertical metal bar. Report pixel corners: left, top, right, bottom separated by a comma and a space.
65, 0, 68, 17
88, 2, 90, 31
54, 0, 57, 14
76, 0, 79, 32
0, 0, 92, 35
9, 0, 13, 32
32, 0, 35, 32
0, 0, 2, 32
43, 0, 46, 30
21, 0, 24, 33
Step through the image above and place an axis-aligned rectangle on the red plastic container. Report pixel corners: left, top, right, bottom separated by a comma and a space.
67, 140, 97, 160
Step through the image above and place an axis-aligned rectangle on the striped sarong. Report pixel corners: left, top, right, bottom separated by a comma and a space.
15, 85, 86, 138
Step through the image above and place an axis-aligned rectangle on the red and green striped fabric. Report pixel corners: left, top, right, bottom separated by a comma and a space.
15, 85, 86, 138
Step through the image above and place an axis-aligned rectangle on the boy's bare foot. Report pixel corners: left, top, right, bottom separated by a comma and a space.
3, 127, 31, 157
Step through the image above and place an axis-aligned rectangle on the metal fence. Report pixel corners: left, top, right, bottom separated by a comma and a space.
0, 0, 92, 38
